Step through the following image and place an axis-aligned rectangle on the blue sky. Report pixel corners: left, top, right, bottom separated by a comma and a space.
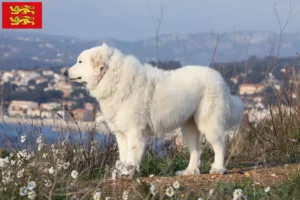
1, 0, 300, 41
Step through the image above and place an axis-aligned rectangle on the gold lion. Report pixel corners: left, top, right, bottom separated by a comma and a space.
10, 5, 35, 15
10, 16, 35, 25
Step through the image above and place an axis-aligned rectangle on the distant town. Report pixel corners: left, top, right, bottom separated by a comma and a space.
0, 66, 98, 122
1, 57, 296, 125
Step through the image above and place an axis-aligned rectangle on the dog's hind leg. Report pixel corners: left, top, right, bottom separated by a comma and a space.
175, 120, 202, 176
195, 113, 227, 174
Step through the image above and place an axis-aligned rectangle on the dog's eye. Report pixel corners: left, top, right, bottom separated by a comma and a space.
78, 60, 82, 63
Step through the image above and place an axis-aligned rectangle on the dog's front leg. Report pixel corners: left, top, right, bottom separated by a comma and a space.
125, 129, 148, 172
115, 132, 127, 163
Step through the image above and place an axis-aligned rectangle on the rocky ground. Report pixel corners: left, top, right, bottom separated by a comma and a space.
80, 163, 300, 199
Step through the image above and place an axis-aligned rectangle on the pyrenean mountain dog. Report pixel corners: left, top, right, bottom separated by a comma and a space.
64, 43, 244, 176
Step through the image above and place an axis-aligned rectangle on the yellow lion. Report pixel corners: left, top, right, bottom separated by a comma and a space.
10, 16, 35, 25
10, 5, 35, 15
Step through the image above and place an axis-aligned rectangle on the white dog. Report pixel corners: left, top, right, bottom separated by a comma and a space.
65, 43, 244, 176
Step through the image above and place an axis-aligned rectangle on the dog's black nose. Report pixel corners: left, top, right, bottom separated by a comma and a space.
64, 71, 68, 77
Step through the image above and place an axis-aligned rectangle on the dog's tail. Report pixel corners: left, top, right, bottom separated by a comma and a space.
227, 95, 244, 130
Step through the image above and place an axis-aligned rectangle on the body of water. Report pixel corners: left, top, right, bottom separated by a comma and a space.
0, 123, 169, 155
0, 122, 111, 151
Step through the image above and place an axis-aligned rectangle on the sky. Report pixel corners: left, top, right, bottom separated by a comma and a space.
1, 0, 300, 41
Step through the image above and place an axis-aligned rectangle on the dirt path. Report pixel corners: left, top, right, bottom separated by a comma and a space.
96, 164, 299, 199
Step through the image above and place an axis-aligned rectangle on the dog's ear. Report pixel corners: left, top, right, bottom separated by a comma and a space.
91, 53, 108, 76
91, 53, 104, 69
102, 43, 113, 59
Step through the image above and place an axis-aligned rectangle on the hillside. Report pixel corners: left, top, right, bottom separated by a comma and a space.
1, 31, 300, 69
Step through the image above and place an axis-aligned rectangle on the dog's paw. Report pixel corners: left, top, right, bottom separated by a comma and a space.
175, 168, 200, 176
112, 160, 136, 179
209, 167, 226, 175
115, 160, 125, 170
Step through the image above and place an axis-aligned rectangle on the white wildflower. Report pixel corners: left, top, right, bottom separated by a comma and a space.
111, 169, 117, 180
0, 157, 9, 168
105, 197, 111, 200
56, 159, 63, 171
173, 180, 180, 189
42, 153, 47, 158
10, 160, 16, 166
209, 189, 214, 196
17, 168, 25, 178
28, 190, 37, 199
165, 186, 175, 197
17, 149, 27, 158
150, 183, 156, 195
136, 178, 141, 184
93, 192, 101, 200
38, 144, 43, 151
44, 179, 52, 188
71, 195, 77, 199
36, 134, 43, 144
28, 161, 36, 167
17, 159, 23, 167
20, 186, 28, 196
233, 189, 244, 200
53, 149, 59, 155
28, 181, 37, 190
62, 140, 67, 146
63, 162, 70, 169
49, 167, 55, 175
71, 170, 78, 179
198, 198, 204, 200
25, 151, 34, 160
265, 186, 270, 193
20, 135, 26, 143
2, 175, 12, 184
291, 139, 297, 143
122, 190, 129, 200
149, 174, 154, 178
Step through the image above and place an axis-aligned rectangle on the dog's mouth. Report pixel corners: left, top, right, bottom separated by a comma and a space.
70, 77, 82, 81
69, 77, 87, 85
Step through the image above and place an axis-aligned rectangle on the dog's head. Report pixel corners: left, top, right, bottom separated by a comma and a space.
64, 43, 113, 90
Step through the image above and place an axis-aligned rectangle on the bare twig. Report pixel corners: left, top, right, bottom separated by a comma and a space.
151, 4, 163, 67
243, 33, 252, 83
210, 30, 221, 68
269, 0, 300, 74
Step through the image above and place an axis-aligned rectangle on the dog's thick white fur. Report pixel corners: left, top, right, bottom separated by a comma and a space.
66, 43, 244, 176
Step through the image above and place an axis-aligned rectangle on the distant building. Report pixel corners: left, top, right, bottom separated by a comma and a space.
40, 102, 61, 111
35, 77, 48, 84
1, 72, 13, 83
8, 100, 39, 117
41, 111, 52, 118
27, 108, 41, 118
71, 109, 94, 122
239, 84, 265, 95
84, 103, 94, 111
63, 101, 75, 109
42, 70, 54, 76
53, 82, 72, 98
